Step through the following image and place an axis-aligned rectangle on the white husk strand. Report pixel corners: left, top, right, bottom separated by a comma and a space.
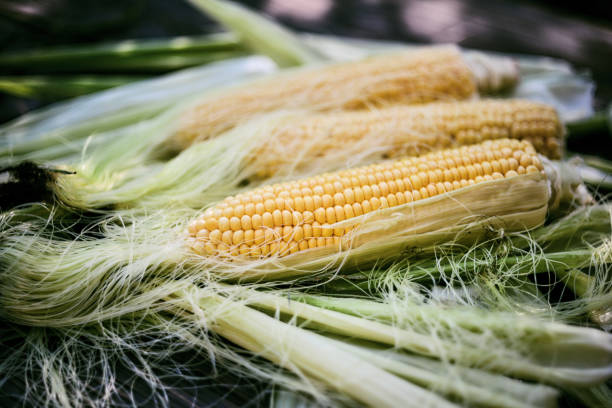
1, 200, 611, 406
188, 0, 322, 67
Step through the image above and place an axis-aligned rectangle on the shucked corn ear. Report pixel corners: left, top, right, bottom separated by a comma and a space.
188, 139, 555, 261
174, 46, 518, 147
254, 99, 563, 177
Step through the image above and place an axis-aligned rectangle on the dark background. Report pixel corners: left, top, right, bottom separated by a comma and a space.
0, 1, 611, 406
1, 0, 611, 124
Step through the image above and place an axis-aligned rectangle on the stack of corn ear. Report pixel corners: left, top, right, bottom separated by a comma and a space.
48, 51, 560, 212
3, 31, 611, 408
52, 97, 567, 212
169, 50, 571, 271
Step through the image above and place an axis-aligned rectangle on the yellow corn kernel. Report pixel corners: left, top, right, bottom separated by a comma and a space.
190, 139, 543, 259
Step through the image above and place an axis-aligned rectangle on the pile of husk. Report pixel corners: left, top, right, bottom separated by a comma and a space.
1, 1, 611, 407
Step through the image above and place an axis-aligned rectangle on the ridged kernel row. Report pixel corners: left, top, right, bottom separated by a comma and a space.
189, 139, 543, 259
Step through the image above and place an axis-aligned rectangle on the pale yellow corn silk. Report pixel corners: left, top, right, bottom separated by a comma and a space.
251, 99, 563, 178
187, 139, 552, 279
174, 46, 477, 147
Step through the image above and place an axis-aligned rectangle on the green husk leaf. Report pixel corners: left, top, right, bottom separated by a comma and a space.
189, 0, 322, 67
0, 56, 276, 164
235, 288, 612, 387
170, 287, 459, 408
0, 33, 242, 73
0, 75, 147, 100
332, 339, 559, 408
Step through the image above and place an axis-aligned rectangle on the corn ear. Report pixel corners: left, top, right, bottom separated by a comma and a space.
184, 139, 586, 280
252, 99, 563, 177
173, 46, 479, 147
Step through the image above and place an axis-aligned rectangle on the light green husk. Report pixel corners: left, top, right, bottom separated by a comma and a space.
0, 75, 149, 101
0, 33, 242, 73
51, 113, 271, 210
188, 0, 322, 67
0, 56, 277, 165
227, 287, 612, 387
170, 287, 460, 408
330, 339, 559, 408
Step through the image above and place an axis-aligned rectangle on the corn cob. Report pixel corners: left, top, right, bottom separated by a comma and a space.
254, 99, 563, 177
174, 46, 517, 147
188, 139, 549, 260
